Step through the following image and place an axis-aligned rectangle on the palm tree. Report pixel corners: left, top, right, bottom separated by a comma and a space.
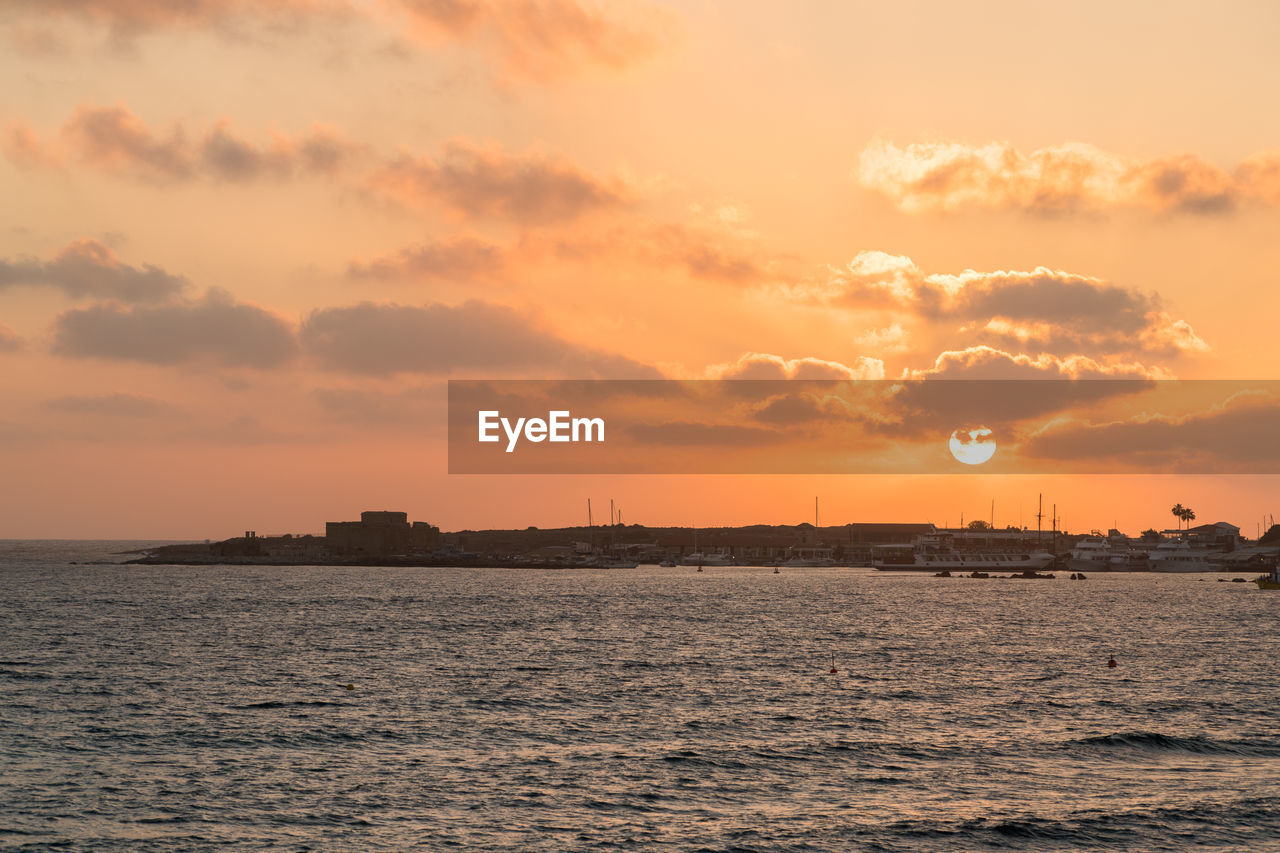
1182, 508, 1196, 529
1171, 503, 1186, 530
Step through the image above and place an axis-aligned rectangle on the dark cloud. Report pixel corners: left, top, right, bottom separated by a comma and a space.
51, 289, 297, 367
300, 300, 659, 377
7, 105, 364, 184
366, 141, 628, 223
750, 394, 830, 426
1021, 395, 1280, 469
651, 225, 765, 282
1125, 154, 1237, 215
0, 239, 186, 302
817, 252, 1208, 359
346, 236, 504, 282
64, 104, 193, 181
907, 346, 1167, 380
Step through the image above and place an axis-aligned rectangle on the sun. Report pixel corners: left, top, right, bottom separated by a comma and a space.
949, 426, 997, 465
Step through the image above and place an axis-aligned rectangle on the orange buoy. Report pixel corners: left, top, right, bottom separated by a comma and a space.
1107, 656, 1117, 668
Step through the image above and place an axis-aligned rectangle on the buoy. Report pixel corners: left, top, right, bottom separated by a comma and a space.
1107, 657, 1117, 668
344, 683, 355, 690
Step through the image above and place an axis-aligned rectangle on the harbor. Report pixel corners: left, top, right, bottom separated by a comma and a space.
127, 503, 1280, 578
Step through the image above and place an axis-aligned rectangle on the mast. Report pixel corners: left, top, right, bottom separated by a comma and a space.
1036, 494, 1044, 546
588, 498, 593, 552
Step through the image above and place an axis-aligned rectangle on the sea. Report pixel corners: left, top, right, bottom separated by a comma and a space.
2, 540, 1279, 852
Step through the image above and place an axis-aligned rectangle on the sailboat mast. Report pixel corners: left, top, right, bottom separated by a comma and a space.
1037, 493, 1043, 545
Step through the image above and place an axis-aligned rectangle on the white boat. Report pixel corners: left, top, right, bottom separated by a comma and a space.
678, 551, 734, 566
1147, 540, 1218, 572
1065, 538, 1148, 572
872, 534, 1054, 572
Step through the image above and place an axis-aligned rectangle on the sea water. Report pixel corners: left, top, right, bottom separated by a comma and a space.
2, 541, 1279, 851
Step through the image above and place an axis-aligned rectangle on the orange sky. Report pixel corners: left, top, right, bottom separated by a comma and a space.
3, 1, 1280, 539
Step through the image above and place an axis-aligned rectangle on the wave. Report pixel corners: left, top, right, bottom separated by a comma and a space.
232, 700, 344, 710
874, 797, 1280, 849
1068, 731, 1280, 758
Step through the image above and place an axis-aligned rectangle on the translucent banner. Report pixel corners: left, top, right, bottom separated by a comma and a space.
447, 379, 1280, 474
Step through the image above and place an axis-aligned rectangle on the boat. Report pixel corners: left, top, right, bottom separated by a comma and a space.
1255, 566, 1280, 589
1064, 537, 1149, 572
872, 533, 1054, 572
782, 556, 838, 568
678, 551, 735, 566
782, 497, 837, 567
1147, 540, 1219, 572
658, 559, 676, 568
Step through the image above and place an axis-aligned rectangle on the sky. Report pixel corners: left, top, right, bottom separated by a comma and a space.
2, 0, 1280, 539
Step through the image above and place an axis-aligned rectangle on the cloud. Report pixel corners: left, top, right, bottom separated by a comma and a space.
854, 323, 910, 354
707, 351, 885, 380
0, 322, 21, 351
45, 392, 176, 417
365, 140, 628, 222
2, 0, 672, 78
510, 222, 773, 284
856, 139, 1280, 216
1021, 393, 1280, 467
346, 236, 505, 281
10, 107, 630, 227
806, 251, 1207, 358
391, 0, 673, 80
0, 239, 187, 302
6, 105, 364, 183
905, 346, 1170, 380
51, 288, 297, 367
1, 0, 351, 43
300, 299, 659, 377
650, 224, 766, 282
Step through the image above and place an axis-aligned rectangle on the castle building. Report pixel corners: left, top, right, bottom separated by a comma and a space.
325, 511, 440, 557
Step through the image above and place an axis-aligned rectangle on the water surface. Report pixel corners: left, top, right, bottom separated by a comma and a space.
3, 541, 1278, 851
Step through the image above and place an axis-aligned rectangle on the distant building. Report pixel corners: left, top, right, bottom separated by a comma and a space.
325, 510, 440, 557
1183, 521, 1241, 550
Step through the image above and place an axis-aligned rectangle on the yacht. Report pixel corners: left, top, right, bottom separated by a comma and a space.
678, 551, 735, 567
872, 534, 1054, 572
1147, 540, 1218, 572
1065, 538, 1149, 572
